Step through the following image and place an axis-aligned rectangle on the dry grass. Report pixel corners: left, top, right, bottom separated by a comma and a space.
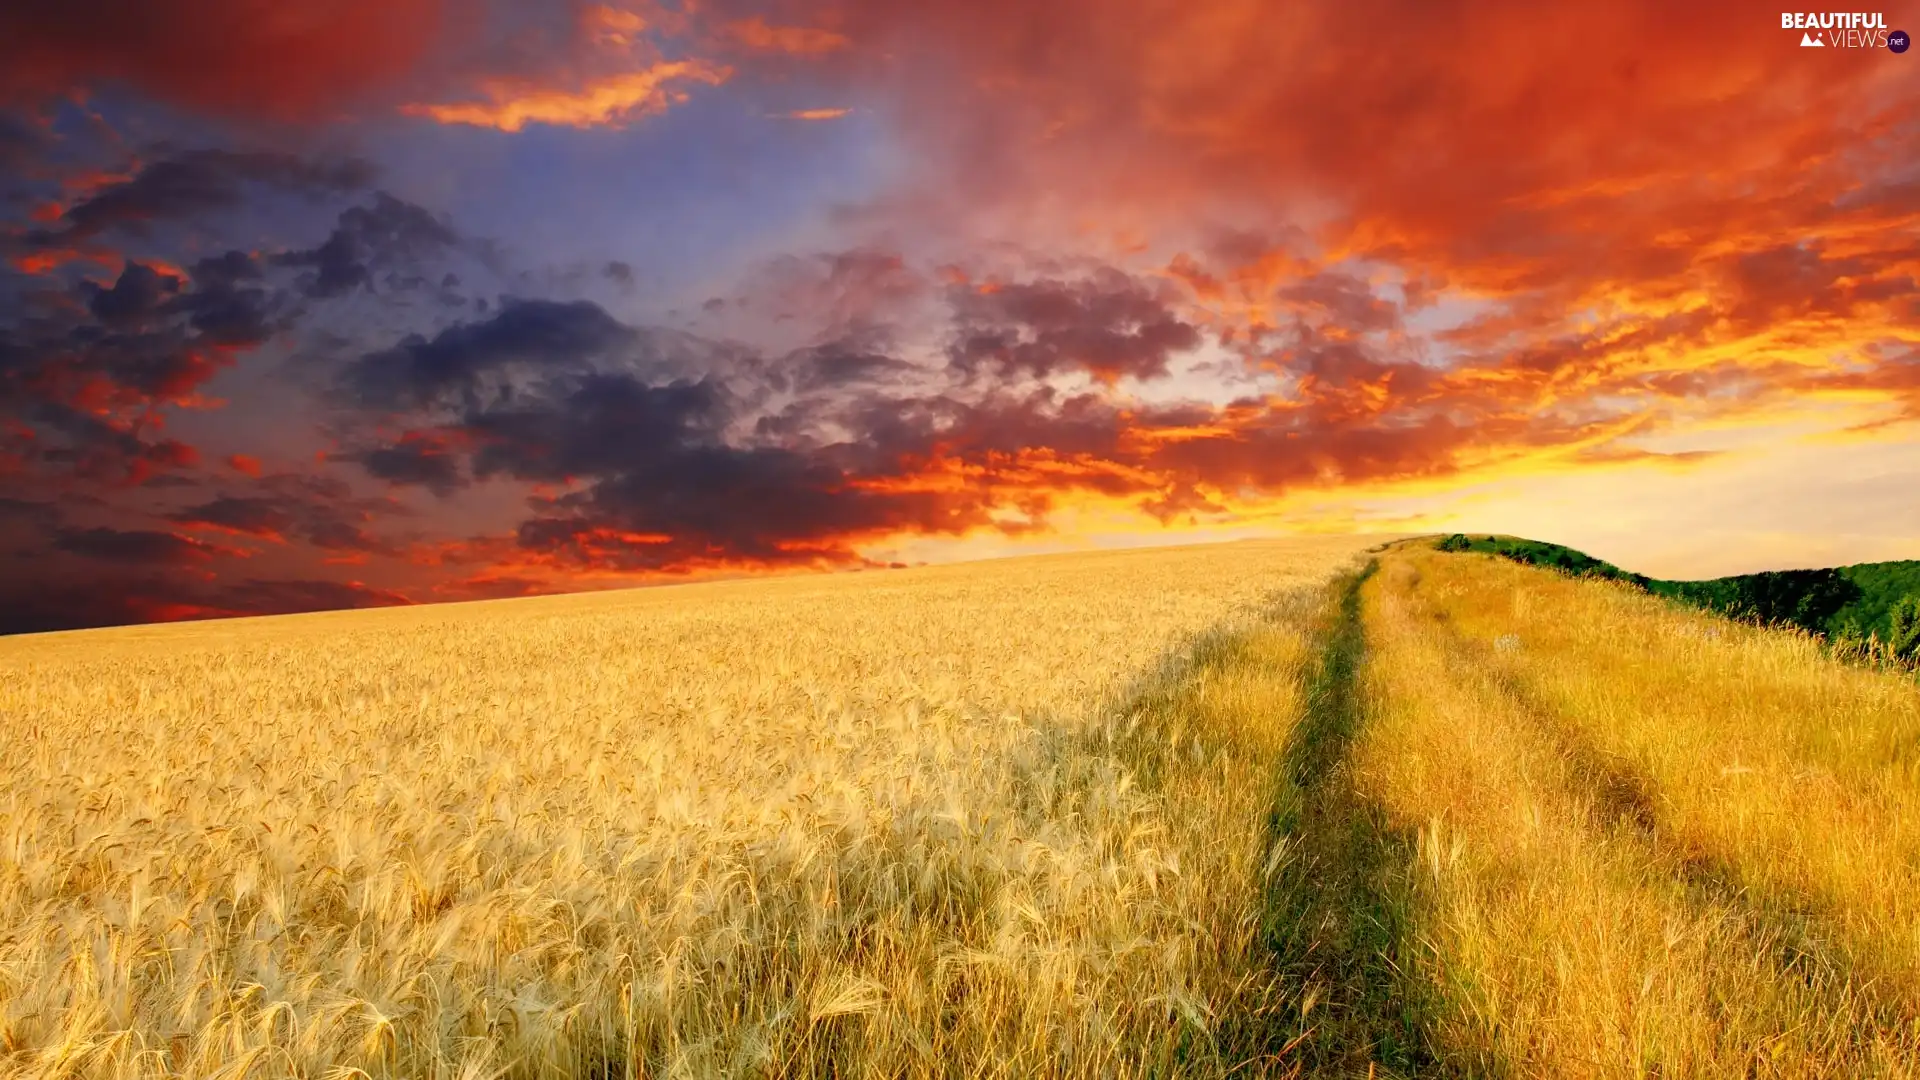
0, 537, 1373, 1080
1353, 547, 1920, 1077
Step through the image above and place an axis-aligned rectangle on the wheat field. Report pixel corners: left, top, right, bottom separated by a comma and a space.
11, 534, 1920, 1080
0, 537, 1376, 1080
1348, 547, 1920, 1077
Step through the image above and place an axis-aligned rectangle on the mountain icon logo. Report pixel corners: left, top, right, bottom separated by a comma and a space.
1800, 31, 1825, 46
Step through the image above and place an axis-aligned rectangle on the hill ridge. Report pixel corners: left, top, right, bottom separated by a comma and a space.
1432, 533, 1920, 649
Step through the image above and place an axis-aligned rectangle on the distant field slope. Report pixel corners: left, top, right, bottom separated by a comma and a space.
1437, 533, 1920, 643
0, 536, 1376, 1080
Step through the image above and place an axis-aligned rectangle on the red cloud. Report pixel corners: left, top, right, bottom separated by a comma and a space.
0, 1, 448, 120
794, 0, 1916, 317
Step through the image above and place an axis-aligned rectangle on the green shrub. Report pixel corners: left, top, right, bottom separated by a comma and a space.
1437, 533, 1472, 553
1891, 594, 1920, 662
1829, 618, 1876, 664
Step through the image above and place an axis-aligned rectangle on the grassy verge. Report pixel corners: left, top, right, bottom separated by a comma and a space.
1250, 563, 1442, 1078
1098, 566, 1428, 1076
1125, 559, 1455, 1077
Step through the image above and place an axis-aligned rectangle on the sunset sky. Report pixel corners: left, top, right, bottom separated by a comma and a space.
2, 1, 1916, 632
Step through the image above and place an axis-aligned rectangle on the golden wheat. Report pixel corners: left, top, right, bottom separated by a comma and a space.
0, 538, 1373, 1080
1354, 548, 1920, 1077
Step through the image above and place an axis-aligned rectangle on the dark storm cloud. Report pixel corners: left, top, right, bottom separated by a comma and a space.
0, 578, 176, 635
491, 378, 1259, 568
173, 252, 284, 346
0, 497, 60, 525
786, 339, 921, 391
168, 473, 405, 553
0, 573, 410, 636
32, 149, 376, 244
49, 329, 211, 400
0, 109, 49, 170
338, 298, 638, 411
2, 262, 233, 409
84, 261, 182, 323
0, 244, 312, 485
218, 577, 409, 613
167, 496, 293, 539
273, 192, 460, 299
466, 374, 732, 482
354, 440, 467, 495
335, 299, 994, 569
15, 398, 201, 484
328, 278, 1239, 574
53, 525, 222, 564
278, 228, 368, 299
190, 250, 263, 289
2, 190, 470, 490
341, 315, 1176, 574
510, 444, 984, 570
948, 269, 1201, 381
846, 385, 1136, 464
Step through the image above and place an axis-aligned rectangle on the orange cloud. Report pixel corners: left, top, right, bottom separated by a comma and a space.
585, 4, 649, 46
799, 0, 1915, 330
403, 59, 731, 131
721, 16, 850, 55
777, 107, 852, 120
